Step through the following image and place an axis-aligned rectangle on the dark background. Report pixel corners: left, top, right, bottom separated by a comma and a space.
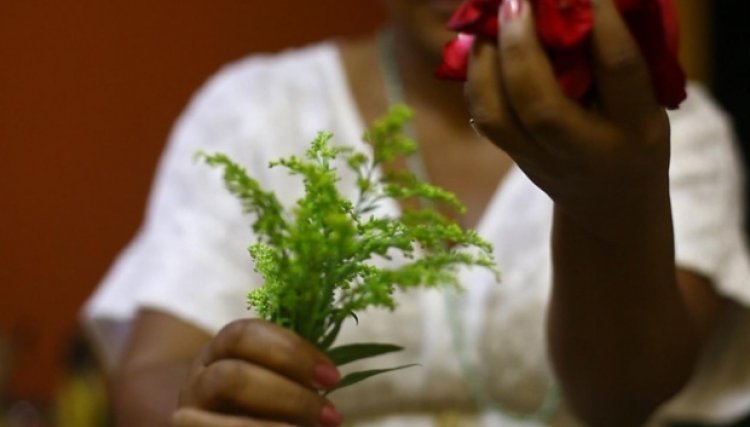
713, 0, 750, 223
1, 0, 745, 411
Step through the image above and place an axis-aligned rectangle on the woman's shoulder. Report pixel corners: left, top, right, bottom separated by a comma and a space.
216, 42, 338, 84
189, 41, 342, 111
170, 40, 355, 157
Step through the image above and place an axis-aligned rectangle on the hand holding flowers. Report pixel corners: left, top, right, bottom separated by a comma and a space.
439, 0, 685, 109
173, 108, 497, 427
461, 0, 677, 240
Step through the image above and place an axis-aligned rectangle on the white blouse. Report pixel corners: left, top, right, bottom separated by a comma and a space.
83, 42, 750, 426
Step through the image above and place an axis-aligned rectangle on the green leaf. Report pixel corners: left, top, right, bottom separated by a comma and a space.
318, 317, 345, 350
327, 343, 403, 367
324, 364, 419, 396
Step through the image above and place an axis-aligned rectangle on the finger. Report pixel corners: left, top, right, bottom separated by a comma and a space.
590, 0, 660, 122
202, 319, 340, 390
465, 39, 538, 159
172, 407, 294, 427
192, 359, 341, 426
497, 0, 593, 148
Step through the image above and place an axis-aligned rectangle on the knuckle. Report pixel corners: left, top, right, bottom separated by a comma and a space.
225, 318, 260, 341
469, 106, 530, 154
601, 48, 647, 77
198, 360, 246, 406
471, 106, 502, 127
286, 386, 324, 422
284, 341, 308, 367
500, 37, 529, 64
518, 101, 564, 132
215, 360, 246, 394
217, 319, 260, 354
471, 107, 510, 137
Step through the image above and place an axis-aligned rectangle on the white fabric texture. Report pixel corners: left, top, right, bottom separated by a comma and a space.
83, 42, 750, 426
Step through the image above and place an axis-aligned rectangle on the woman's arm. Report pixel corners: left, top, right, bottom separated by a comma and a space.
464, 0, 728, 424
549, 202, 725, 426
113, 309, 342, 427
113, 309, 211, 426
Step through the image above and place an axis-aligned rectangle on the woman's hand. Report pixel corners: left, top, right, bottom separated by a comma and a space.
464, 3, 719, 425
466, 0, 671, 240
173, 319, 343, 427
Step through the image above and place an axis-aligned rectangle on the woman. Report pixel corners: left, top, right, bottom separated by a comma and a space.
85, 0, 750, 426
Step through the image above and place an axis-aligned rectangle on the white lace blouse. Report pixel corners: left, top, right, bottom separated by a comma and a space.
83, 42, 750, 426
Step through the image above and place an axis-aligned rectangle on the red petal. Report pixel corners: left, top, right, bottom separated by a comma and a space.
435, 34, 475, 80
447, 0, 501, 39
650, 52, 687, 109
623, 0, 686, 108
658, 0, 680, 55
447, 0, 484, 30
437, 0, 686, 108
551, 47, 593, 99
535, 0, 594, 48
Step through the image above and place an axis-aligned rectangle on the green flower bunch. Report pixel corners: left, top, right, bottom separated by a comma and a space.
199, 105, 497, 392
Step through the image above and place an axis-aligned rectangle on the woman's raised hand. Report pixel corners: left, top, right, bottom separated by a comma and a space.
173, 319, 343, 427
466, 0, 671, 239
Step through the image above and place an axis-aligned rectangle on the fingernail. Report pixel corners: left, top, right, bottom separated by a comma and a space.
312, 363, 341, 389
319, 404, 343, 427
500, 0, 523, 23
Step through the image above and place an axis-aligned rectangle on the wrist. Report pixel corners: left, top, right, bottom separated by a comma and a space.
552, 175, 673, 246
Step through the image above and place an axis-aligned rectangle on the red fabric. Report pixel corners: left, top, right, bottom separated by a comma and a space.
437, 0, 686, 109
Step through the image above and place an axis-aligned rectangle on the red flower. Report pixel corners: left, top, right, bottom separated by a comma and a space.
436, 33, 476, 80
446, 0, 501, 39
437, 0, 686, 109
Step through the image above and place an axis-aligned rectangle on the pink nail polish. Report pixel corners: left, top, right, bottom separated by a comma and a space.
312, 363, 341, 389
319, 404, 343, 427
500, 0, 523, 23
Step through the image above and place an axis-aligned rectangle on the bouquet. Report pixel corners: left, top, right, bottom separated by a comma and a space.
199, 106, 498, 392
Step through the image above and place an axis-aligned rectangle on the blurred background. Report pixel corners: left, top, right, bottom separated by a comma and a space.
0, 1, 746, 425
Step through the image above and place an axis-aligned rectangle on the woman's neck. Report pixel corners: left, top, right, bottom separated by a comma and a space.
336, 30, 471, 130
390, 28, 473, 128
336, 30, 513, 229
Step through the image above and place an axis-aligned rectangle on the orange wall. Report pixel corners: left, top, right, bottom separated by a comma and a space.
0, 1, 385, 398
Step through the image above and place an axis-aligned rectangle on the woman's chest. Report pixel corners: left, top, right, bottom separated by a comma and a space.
329, 181, 559, 422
